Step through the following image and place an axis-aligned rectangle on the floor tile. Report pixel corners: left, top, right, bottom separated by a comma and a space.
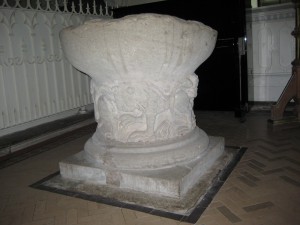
0, 111, 299, 224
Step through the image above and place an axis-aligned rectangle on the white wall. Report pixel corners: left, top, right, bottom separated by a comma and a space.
246, 3, 295, 102
0, 0, 111, 136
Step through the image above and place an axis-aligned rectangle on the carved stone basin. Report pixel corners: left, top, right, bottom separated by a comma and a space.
59, 14, 226, 212
60, 13, 217, 86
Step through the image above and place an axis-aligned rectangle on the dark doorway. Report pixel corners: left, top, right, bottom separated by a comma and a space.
113, 0, 248, 117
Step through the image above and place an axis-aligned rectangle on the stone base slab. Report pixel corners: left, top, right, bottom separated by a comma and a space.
47, 141, 237, 215
60, 136, 226, 201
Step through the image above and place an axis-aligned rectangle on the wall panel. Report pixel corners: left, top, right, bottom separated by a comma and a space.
246, 3, 295, 102
0, 0, 111, 134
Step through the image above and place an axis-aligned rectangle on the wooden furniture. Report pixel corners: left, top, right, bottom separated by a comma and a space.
270, 0, 300, 125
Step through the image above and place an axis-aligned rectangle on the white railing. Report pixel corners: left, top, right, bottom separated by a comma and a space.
1, 0, 113, 16
0, 0, 112, 134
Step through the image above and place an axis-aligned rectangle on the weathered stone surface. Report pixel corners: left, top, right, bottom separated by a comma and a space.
60, 136, 224, 198
59, 13, 223, 211
60, 13, 217, 145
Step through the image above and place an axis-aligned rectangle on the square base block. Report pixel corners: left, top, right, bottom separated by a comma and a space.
59, 136, 232, 214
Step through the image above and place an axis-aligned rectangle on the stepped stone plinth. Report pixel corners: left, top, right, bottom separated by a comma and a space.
59, 13, 230, 214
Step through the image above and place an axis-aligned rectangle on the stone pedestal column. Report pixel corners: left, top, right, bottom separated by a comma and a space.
59, 14, 226, 207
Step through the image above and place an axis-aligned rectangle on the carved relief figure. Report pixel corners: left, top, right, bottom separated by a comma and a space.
173, 73, 198, 136
90, 74, 198, 143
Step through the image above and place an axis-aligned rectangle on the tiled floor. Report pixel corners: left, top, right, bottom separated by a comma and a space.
0, 110, 299, 225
